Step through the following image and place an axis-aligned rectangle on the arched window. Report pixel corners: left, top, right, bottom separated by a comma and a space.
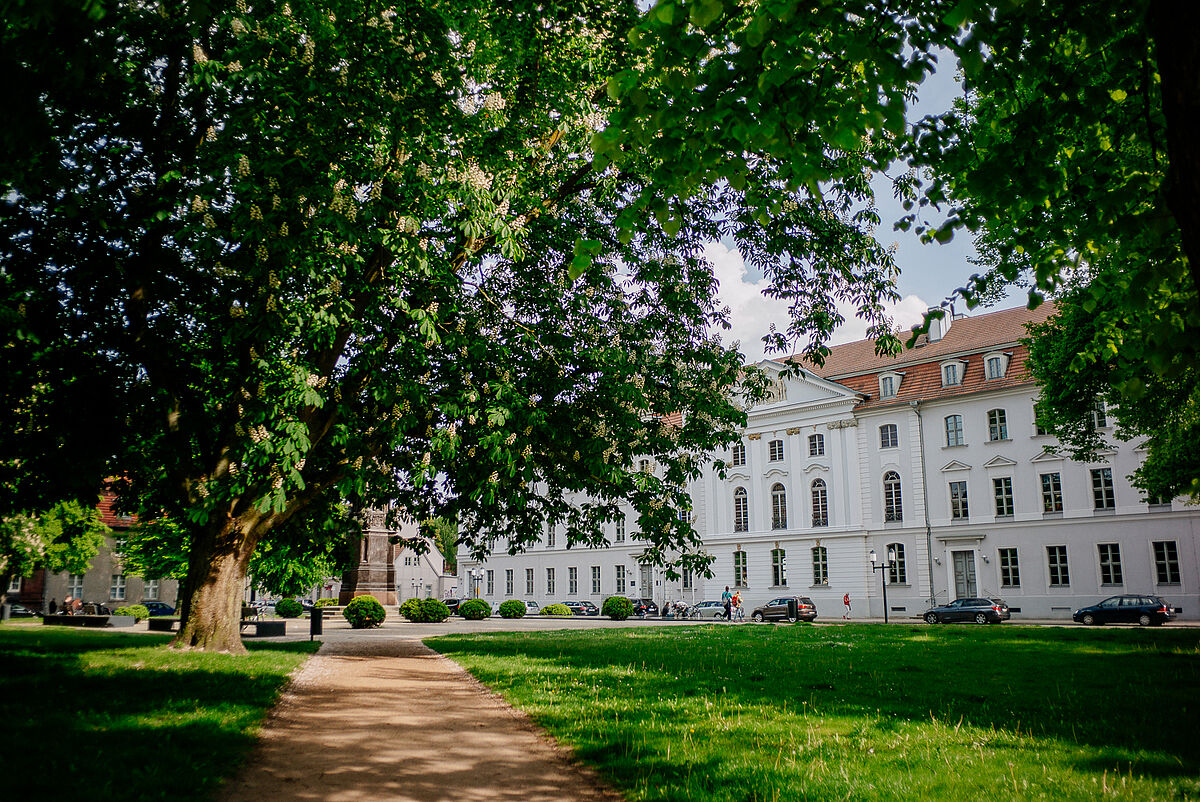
883, 471, 903, 522
887, 543, 907, 584
811, 479, 829, 527
731, 442, 746, 467
771, 483, 787, 529
733, 487, 749, 532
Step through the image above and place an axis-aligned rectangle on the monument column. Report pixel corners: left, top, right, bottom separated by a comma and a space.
339, 510, 398, 605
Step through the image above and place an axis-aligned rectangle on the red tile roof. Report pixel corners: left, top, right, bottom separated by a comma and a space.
98, 490, 137, 529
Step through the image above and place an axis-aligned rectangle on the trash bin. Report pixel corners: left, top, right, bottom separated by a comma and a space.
310, 607, 323, 639
786, 598, 798, 621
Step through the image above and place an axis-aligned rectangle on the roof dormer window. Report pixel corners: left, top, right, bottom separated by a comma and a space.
941, 360, 966, 387
879, 371, 902, 399
983, 351, 1010, 380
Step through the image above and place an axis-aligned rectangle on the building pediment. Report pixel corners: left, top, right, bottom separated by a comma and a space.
940, 459, 972, 473
983, 455, 1018, 469
1030, 450, 1064, 464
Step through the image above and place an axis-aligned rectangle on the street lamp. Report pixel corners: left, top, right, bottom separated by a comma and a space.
868, 548, 897, 623
470, 568, 483, 598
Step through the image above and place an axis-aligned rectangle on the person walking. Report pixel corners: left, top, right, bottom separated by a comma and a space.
843, 592, 852, 620
721, 586, 733, 621
733, 591, 745, 622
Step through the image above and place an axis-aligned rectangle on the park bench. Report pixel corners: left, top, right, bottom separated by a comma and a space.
146, 615, 286, 637
43, 614, 110, 628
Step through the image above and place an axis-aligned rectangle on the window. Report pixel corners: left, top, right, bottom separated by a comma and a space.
945, 415, 964, 447
812, 546, 828, 585
769, 439, 784, 461
1047, 545, 1070, 586
1153, 541, 1181, 584
682, 568, 693, 590
993, 477, 1014, 517
8, 576, 21, 593
505, 569, 514, 596
568, 567, 577, 594
733, 550, 748, 586
110, 574, 126, 601
880, 375, 896, 398
811, 479, 829, 527
943, 363, 961, 386
547, 526, 555, 547
883, 471, 903, 522
1091, 400, 1108, 429
144, 579, 159, 601
879, 424, 898, 449
987, 409, 1008, 441
1097, 544, 1123, 585
887, 543, 907, 584
615, 565, 626, 593
771, 548, 787, 586
591, 566, 601, 594
731, 442, 746, 467
615, 517, 625, 542
486, 570, 495, 595
546, 567, 555, 595
733, 487, 749, 532
999, 548, 1020, 587
1034, 406, 1050, 436
986, 356, 1004, 379
68, 574, 84, 598
1040, 472, 1063, 513
1091, 468, 1115, 509
639, 459, 651, 473
526, 568, 534, 596
808, 433, 825, 457
771, 483, 787, 529
949, 481, 969, 520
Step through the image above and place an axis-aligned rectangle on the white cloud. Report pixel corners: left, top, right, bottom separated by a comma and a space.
705, 241, 929, 363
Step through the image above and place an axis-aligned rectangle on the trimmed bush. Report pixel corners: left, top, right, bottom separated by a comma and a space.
542, 603, 573, 617
274, 598, 303, 618
399, 597, 452, 622
602, 596, 633, 620
498, 600, 526, 619
343, 595, 387, 628
398, 598, 423, 621
459, 599, 492, 620
114, 605, 150, 622
314, 598, 338, 608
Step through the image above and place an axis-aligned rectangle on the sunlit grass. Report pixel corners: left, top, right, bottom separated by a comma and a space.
430, 624, 1200, 801
0, 626, 318, 800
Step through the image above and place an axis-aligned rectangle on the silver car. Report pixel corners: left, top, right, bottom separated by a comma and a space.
689, 600, 728, 620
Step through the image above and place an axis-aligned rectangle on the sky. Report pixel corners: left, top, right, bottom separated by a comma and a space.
712, 55, 1013, 362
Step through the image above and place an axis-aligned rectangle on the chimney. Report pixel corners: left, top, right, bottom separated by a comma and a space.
927, 307, 951, 343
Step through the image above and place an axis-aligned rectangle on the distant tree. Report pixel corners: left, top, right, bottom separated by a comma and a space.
0, 501, 108, 607
423, 517, 459, 574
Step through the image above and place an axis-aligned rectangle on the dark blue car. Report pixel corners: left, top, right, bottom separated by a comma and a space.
1073, 594, 1177, 626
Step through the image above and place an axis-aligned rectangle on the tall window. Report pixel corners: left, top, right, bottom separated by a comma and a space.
945, 415, 964, 447
1047, 545, 1069, 586
615, 517, 626, 542
987, 409, 1008, 441
1153, 541, 1181, 584
880, 375, 896, 397
880, 424, 898, 449
771, 483, 787, 529
811, 479, 829, 527
993, 477, 1014, 517
808, 433, 825, 457
999, 548, 1020, 587
949, 481, 969, 520
615, 565, 626, 593
768, 439, 784, 461
1091, 400, 1108, 429
144, 579, 159, 601
1091, 468, 1115, 509
568, 566, 577, 594
486, 570, 495, 595
986, 356, 1003, 379
682, 568, 693, 590
733, 487, 749, 532
731, 442, 746, 467
1034, 405, 1050, 436
771, 548, 787, 586
110, 574, 126, 601
546, 567, 556, 595
68, 574, 84, 598
505, 569, 514, 596
733, 550, 748, 586
547, 525, 555, 547
8, 576, 21, 593
887, 543, 907, 584
1097, 544, 1123, 585
883, 472, 903, 521
812, 546, 828, 585
526, 568, 535, 596
591, 566, 601, 594
639, 459, 651, 473
943, 363, 960, 386
1040, 472, 1063, 513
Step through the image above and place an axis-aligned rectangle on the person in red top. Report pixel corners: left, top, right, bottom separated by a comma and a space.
843, 593, 851, 619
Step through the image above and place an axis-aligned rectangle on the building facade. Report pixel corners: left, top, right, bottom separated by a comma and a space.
460, 304, 1200, 620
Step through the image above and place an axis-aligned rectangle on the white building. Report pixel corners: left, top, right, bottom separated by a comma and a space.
461, 304, 1199, 620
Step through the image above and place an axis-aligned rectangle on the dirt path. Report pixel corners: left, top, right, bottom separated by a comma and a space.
218, 639, 623, 802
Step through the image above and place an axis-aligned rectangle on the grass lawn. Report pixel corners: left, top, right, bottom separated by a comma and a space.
0, 625, 318, 800
430, 624, 1200, 801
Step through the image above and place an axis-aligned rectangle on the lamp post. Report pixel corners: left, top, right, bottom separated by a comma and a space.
868, 548, 897, 623
470, 568, 483, 598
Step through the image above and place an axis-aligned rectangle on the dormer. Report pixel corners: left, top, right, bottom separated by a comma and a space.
940, 359, 966, 387
983, 351, 1011, 380
878, 371, 904, 400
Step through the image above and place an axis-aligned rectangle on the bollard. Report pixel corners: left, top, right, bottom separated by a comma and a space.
786, 598, 798, 621
310, 607, 323, 640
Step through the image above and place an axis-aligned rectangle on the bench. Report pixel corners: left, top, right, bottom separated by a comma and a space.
146, 617, 285, 636
147, 617, 180, 632
43, 614, 110, 628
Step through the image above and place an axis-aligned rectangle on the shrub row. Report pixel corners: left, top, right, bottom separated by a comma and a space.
399, 597, 451, 623
113, 605, 150, 622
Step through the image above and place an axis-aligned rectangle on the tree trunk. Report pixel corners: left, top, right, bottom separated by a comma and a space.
174, 515, 261, 653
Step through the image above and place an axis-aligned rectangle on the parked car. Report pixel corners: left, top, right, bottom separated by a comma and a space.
523, 600, 540, 615
443, 598, 464, 615
750, 596, 818, 623
627, 598, 659, 617
1073, 594, 1178, 626
688, 600, 728, 620
562, 600, 600, 616
924, 597, 1010, 624
5, 601, 41, 618
142, 601, 176, 617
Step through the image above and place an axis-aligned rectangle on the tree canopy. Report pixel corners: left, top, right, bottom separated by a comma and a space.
0, 501, 109, 607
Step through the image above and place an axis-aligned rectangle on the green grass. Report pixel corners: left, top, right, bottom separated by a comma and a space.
0, 625, 318, 800
429, 624, 1200, 801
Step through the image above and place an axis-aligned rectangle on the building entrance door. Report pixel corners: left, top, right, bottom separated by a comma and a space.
952, 550, 977, 598
640, 566, 653, 599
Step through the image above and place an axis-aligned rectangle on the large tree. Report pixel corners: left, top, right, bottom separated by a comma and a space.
2, 0, 901, 651
0, 501, 109, 609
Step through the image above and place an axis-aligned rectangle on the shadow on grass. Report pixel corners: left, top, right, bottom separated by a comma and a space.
0, 627, 317, 800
